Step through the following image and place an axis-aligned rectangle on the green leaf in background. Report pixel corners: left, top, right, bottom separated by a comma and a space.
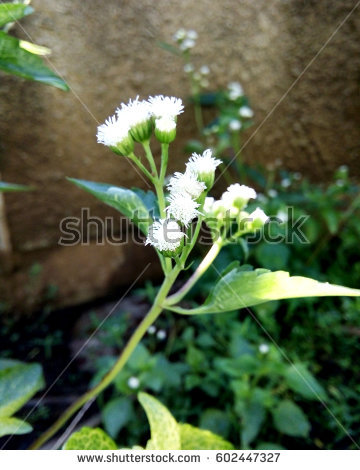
0, 362, 44, 418
102, 397, 134, 438
68, 178, 153, 235
0, 182, 31, 192
169, 267, 360, 315
0, 417, 32, 438
284, 363, 327, 401
199, 409, 231, 439
63, 427, 117, 450
240, 396, 266, 447
272, 400, 310, 438
0, 3, 33, 27
0, 31, 68, 90
138, 392, 180, 450
179, 423, 234, 450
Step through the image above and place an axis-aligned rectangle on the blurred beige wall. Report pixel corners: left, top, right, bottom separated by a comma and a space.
0, 0, 359, 313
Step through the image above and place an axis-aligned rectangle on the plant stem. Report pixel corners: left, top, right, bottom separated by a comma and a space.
165, 237, 223, 306
160, 143, 169, 182
128, 152, 154, 183
29, 268, 180, 450
142, 140, 158, 178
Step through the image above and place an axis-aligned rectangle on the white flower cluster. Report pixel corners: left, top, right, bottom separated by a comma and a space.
203, 183, 268, 231
97, 95, 184, 150
173, 28, 198, 51
145, 149, 221, 254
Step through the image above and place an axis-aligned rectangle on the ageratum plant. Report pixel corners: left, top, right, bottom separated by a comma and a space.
31, 95, 360, 449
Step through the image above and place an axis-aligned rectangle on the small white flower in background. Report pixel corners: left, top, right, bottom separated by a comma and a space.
154, 116, 177, 144
229, 119, 242, 132
173, 28, 187, 41
186, 149, 222, 189
184, 63, 194, 73
147, 325, 156, 335
281, 178, 291, 188
238, 106, 254, 119
96, 115, 129, 147
180, 38, 195, 51
128, 376, 140, 389
167, 192, 200, 227
293, 172, 302, 181
156, 329, 167, 340
228, 81, 244, 100
221, 184, 257, 210
259, 344, 270, 355
257, 193, 268, 204
200, 65, 210, 75
145, 219, 185, 252
187, 30, 198, 40
249, 207, 269, 229
148, 95, 184, 120
167, 171, 206, 199
267, 189, 278, 198
276, 210, 288, 224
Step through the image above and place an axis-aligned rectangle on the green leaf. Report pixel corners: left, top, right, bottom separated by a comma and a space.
169, 267, 360, 315
138, 392, 180, 450
0, 363, 44, 417
68, 178, 153, 235
0, 417, 32, 438
272, 400, 310, 438
102, 397, 134, 438
240, 396, 266, 447
0, 3, 34, 27
199, 409, 231, 439
0, 182, 31, 192
63, 427, 117, 450
0, 31, 68, 90
284, 363, 327, 401
179, 423, 234, 450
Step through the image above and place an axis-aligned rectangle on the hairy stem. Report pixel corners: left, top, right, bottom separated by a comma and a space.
128, 152, 154, 183
29, 268, 180, 450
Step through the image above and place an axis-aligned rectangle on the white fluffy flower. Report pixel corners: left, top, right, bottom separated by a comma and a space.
203, 196, 215, 215
167, 170, 206, 199
249, 207, 269, 226
229, 119, 242, 131
145, 219, 185, 252
148, 95, 184, 119
96, 115, 130, 147
221, 184, 257, 210
155, 116, 176, 132
173, 28, 187, 41
184, 63, 194, 74
187, 30, 198, 40
147, 325, 156, 335
186, 149, 222, 177
239, 106, 254, 118
167, 193, 200, 226
228, 81, 244, 100
156, 329, 167, 340
180, 38, 195, 50
259, 344, 269, 354
116, 96, 151, 127
128, 376, 140, 389
200, 65, 210, 75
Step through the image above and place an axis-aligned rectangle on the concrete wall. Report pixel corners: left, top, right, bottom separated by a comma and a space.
0, 0, 359, 312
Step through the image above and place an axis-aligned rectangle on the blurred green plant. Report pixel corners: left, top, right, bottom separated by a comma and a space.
0, 359, 44, 438
63, 392, 234, 450
0, 1, 68, 90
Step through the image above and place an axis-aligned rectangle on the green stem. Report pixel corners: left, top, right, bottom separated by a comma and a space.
142, 140, 158, 178
29, 268, 180, 450
128, 152, 154, 183
165, 237, 223, 306
160, 143, 169, 182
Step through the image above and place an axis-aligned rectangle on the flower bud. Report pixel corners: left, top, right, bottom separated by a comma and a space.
154, 117, 176, 144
